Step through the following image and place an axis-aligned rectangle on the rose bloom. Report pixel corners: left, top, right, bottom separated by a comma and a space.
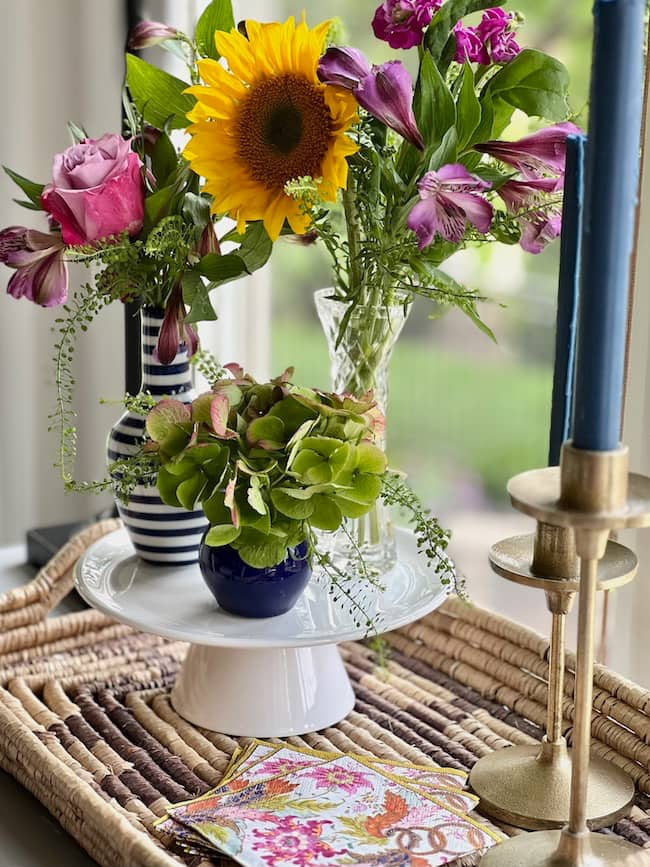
41, 134, 145, 245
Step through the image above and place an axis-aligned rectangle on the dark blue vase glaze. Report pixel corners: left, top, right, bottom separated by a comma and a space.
198, 534, 312, 618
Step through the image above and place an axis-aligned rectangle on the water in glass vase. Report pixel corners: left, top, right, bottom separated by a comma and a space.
314, 288, 411, 575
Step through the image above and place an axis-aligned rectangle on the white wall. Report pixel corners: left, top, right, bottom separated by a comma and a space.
0, 0, 125, 544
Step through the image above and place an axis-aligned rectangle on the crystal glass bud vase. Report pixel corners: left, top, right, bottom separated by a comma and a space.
314, 288, 411, 574
107, 306, 207, 565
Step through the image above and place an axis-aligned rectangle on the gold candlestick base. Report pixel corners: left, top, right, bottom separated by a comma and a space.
469, 741, 634, 831
470, 531, 637, 830
480, 830, 638, 867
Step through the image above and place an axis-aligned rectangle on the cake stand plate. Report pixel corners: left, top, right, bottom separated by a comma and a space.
75, 527, 448, 737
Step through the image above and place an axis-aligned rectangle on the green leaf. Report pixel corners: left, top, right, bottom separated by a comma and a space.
182, 192, 211, 230
335, 497, 373, 519
416, 52, 456, 153
205, 524, 241, 547
355, 442, 388, 475
236, 529, 289, 568
247, 476, 267, 516
12, 199, 42, 211
67, 121, 88, 144
456, 63, 481, 151
308, 496, 342, 532
247, 415, 286, 449
194, 0, 235, 60
3, 166, 44, 206
271, 488, 315, 520
425, 0, 506, 68
472, 94, 513, 143
156, 467, 182, 507
483, 49, 570, 122
427, 127, 459, 172
125, 54, 195, 130
234, 221, 273, 273
182, 271, 218, 324
177, 473, 207, 510
203, 489, 231, 525
198, 252, 248, 282
146, 399, 191, 442
150, 133, 178, 186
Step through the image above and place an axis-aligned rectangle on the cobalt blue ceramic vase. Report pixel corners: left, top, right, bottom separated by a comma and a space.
198, 535, 312, 618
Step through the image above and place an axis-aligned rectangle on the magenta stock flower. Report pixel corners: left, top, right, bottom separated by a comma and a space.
454, 8, 521, 65
498, 177, 562, 253
475, 122, 581, 184
407, 164, 493, 250
372, 0, 442, 49
477, 9, 521, 63
41, 134, 145, 246
318, 50, 423, 149
128, 20, 179, 50
453, 22, 489, 64
317, 46, 371, 89
0, 226, 68, 307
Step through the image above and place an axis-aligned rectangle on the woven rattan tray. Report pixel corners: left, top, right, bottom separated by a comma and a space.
1, 520, 649, 866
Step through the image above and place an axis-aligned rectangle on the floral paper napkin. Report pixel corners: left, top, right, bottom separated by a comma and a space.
156, 740, 501, 865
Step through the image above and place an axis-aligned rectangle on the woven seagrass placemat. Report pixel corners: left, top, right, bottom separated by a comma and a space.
1, 520, 649, 866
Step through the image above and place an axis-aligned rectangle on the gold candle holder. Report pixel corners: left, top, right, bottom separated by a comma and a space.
480, 443, 650, 866
470, 522, 637, 830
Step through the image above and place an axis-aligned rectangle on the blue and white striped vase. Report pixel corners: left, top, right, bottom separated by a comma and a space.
107, 306, 208, 566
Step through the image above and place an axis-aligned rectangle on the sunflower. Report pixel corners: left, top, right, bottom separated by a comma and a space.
184, 17, 359, 241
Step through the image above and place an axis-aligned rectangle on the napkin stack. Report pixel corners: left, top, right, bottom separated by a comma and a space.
156, 740, 502, 865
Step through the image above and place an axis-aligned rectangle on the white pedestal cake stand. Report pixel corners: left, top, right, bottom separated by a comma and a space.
74, 527, 448, 738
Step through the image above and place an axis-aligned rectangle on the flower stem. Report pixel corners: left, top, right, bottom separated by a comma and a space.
342, 177, 364, 302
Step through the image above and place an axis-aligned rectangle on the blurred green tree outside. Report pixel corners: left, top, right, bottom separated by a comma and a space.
270, 0, 592, 511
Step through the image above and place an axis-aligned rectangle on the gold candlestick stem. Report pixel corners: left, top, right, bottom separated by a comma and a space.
546, 605, 566, 745
479, 444, 650, 866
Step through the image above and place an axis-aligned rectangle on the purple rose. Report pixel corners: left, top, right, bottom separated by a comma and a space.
372, 0, 442, 50
41, 134, 145, 246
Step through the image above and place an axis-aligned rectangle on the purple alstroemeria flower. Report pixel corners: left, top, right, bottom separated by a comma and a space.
157, 282, 199, 365
318, 50, 424, 150
128, 20, 179, 50
372, 0, 443, 49
317, 46, 372, 89
0, 226, 68, 307
498, 177, 562, 253
475, 122, 581, 185
407, 164, 493, 250
356, 61, 425, 150
453, 22, 489, 64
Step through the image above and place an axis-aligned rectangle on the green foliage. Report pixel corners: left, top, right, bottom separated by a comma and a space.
3, 165, 44, 210
146, 369, 387, 570
481, 49, 570, 123
194, 0, 235, 59
125, 54, 195, 130
425, 0, 507, 68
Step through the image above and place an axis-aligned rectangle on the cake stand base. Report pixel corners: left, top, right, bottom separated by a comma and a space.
479, 829, 638, 866
171, 642, 355, 737
469, 743, 634, 830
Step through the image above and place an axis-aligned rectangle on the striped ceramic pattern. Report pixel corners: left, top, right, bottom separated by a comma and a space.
107, 307, 207, 566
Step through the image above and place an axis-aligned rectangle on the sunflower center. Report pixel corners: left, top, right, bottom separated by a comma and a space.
237, 74, 333, 190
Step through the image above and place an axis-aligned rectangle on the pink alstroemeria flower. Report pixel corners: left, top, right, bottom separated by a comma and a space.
407, 164, 493, 250
0, 226, 68, 307
371, 0, 443, 50
318, 50, 424, 150
498, 177, 562, 253
128, 20, 179, 50
475, 122, 581, 186
156, 282, 199, 365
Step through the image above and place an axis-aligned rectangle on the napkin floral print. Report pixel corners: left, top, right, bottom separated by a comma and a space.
160, 754, 501, 866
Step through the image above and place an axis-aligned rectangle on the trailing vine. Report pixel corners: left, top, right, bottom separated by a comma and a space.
381, 471, 464, 598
